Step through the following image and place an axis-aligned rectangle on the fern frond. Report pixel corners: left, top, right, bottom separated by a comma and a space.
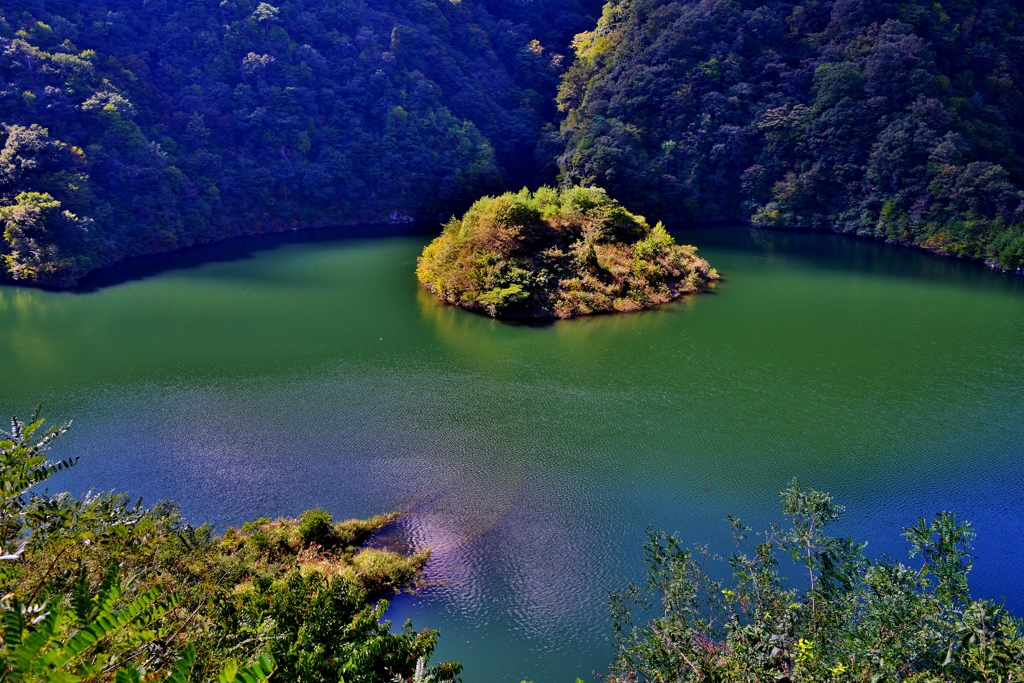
114, 666, 143, 683
3, 600, 25, 647
9, 607, 61, 674
216, 653, 275, 683
163, 644, 196, 683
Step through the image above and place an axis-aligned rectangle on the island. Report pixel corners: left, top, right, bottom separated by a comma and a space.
416, 186, 720, 319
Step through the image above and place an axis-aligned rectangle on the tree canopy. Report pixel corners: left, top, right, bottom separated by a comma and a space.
0, 0, 599, 285
557, 0, 1024, 269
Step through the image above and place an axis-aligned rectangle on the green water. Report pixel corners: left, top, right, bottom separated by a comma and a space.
1, 227, 1022, 682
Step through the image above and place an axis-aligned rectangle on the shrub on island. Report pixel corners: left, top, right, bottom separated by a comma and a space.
416, 186, 720, 318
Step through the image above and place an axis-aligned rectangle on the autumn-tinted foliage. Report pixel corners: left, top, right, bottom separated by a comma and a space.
417, 185, 718, 318
557, 0, 1024, 269
0, 0, 598, 285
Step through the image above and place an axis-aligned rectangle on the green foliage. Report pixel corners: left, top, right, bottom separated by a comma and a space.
0, 0, 600, 285
558, 0, 1024, 270
0, 190, 88, 285
607, 480, 1024, 682
215, 653, 276, 683
417, 185, 718, 318
0, 406, 74, 562
298, 508, 335, 547
0, 564, 188, 682
476, 283, 529, 309
0, 580, 277, 683
0, 408, 456, 682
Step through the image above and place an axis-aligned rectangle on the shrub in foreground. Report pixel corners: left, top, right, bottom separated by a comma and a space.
609, 481, 1024, 682
417, 186, 719, 319
298, 507, 336, 547
0, 407, 459, 682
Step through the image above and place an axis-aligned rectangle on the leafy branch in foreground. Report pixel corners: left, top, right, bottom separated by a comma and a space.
0, 558, 277, 682
0, 407, 455, 682
609, 480, 1024, 682
0, 406, 74, 562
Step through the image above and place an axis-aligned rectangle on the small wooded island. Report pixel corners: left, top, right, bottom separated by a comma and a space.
416, 186, 719, 318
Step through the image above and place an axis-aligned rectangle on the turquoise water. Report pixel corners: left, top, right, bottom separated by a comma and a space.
1, 226, 1022, 681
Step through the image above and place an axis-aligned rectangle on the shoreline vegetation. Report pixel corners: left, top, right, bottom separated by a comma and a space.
0, 408, 459, 682
4, 407, 1024, 681
4, 408, 1024, 681
416, 185, 719, 318
609, 481, 1024, 682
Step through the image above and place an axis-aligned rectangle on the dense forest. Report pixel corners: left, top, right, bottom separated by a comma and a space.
557, 0, 1024, 268
3, 0, 1024, 284
0, 0, 598, 284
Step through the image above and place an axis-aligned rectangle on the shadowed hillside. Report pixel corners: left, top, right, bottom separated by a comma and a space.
0, 0, 597, 284
557, 0, 1024, 270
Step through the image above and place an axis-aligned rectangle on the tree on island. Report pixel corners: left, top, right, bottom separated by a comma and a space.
417, 186, 719, 319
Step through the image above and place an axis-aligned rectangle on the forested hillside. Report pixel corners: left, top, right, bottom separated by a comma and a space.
4, 0, 1024, 286
557, 0, 1024, 269
0, 0, 598, 285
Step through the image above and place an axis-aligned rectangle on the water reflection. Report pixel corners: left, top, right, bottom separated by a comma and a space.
74, 223, 438, 291
679, 224, 1024, 292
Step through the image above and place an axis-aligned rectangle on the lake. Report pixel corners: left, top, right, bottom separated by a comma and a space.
1, 225, 1022, 682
